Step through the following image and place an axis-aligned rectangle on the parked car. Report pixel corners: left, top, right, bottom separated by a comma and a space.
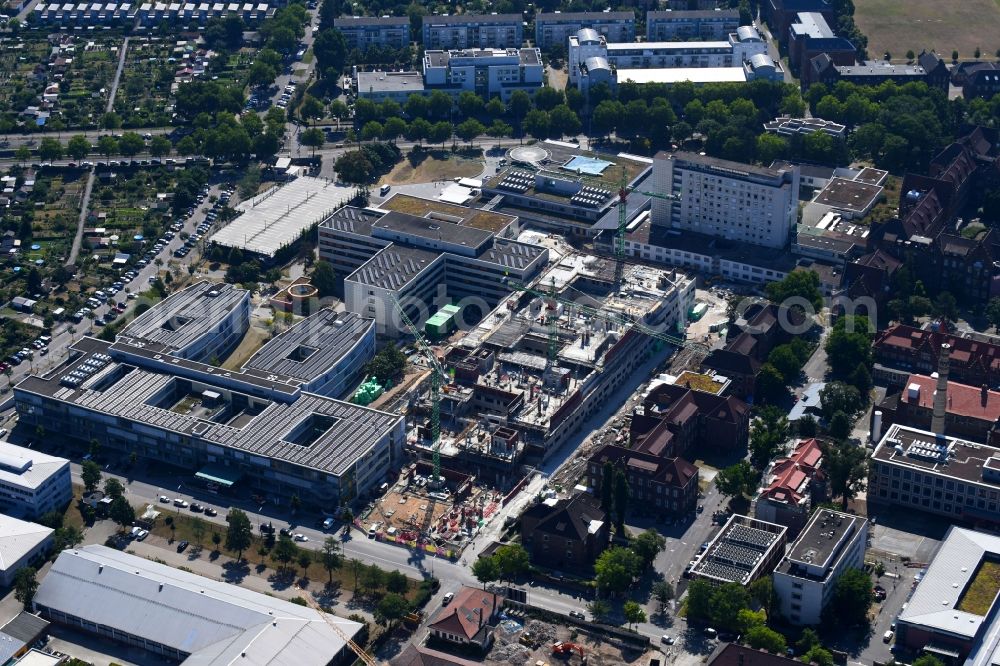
173, 498, 189, 508
293, 533, 308, 542
159, 495, 170, 503
177, 540, 189, 552
204, 507, 217, 517
189, 503, 204, 512
442, 592, 454, 606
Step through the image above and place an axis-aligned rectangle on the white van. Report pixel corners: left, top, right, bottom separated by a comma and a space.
379, 184, 391, 196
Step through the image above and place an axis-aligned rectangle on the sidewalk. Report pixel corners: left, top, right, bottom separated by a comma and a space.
125, 534, 374, 622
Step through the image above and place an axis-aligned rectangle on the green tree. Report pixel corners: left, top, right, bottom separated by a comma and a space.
549, 104, 581, 137
622, 600, 646, 631
594, 545, 641, 594
685, 579, 713, 622
272, 535, 298, 571
494, 544, 529, 583
829, 410, 852, 440
487, 120, 512, 149
472, 555, 500, 589
298, 550, 313, 578
804, 646, 834, 666
13, 567, 38, 607
97, 135, 118, 157
651, 580, 674, 613
103, 477, 125, 499
747, 625, 787, 653
300, 127, 325, 156
716, 460, 757, 499
819, 381, 863, 420
710, 583, 751, 633
933, 291, 958, 321
320, 536, 342, 584
825, 316, 874, 379
310, 260, 337, 297
362, 563, 385, 595
824, 439, 868, 509
14, 146, 30, 165
53, 525, 83, 551
299, 95, 325, 125
225, 508, 253, 561
360, 121, 383, 143
631, 529, 666, 569
827, 568, 872, 626
756, 363, 787, 402
456, 118, 486, 146
798, 414, 818, 437
913, 656, 945, 666
191, 517, 206, 546
67, 134, 90, 160
377, 593, 410, 625
81, 460, 102, 492
486, 97, 506, 118
986, 297, 1000, 330
212, 532, 222, 551
386, 570, 409, 594
750, 406, 789, 468
365, 345, 407, 383
523, 109, 551, 140
149, 135, 172, 157
587, 598, 610, 621
38, 137, 63, 161
109, 496, 135, 532
533, 86, 563, 111
428, 121, 452, 147
313, 28, 348, 78
457, 91, 484, 118
797, 628, 820, 653
765, 270, 823, 312
118, 132, 144, 156
382, 117, 407, 144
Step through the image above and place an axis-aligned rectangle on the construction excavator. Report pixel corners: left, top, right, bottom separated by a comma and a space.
552, 641, 587, 660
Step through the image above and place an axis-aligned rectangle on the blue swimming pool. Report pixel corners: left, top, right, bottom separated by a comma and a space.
562, 155, 614, 175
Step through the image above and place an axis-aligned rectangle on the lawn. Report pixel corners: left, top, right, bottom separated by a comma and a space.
958, 560, 1000, 616
855, 0, 1000, 61
382, 151, 483, 186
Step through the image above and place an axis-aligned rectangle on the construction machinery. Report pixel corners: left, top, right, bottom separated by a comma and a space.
391, 294, 446, 486
612, 165, 681, 288
552, 641, 586, 659
300, 587, 379, 666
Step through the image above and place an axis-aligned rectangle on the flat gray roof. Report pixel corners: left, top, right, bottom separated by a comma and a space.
658, 150, 793, 180
374, 210, 494, 250
119, 282, 247, 353
211, 177, 357, 257
647, 9, 739, 20
875, 424, 1000, 486
241, 310, 373, 384
348, 245, 441, 290
357, 70, 425, 93
536, 10, 633, 22
319, 205, 382, 236
784, 509, 863, 572
0, 441, 68, 491
334, 14, 408, 26
424, 12, 520, 25
35, 545, 363, 666
16, 339, 401, 477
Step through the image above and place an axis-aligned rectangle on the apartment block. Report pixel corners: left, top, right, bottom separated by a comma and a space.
333, 15, 410, 50
422, 47, 543, 101
646, 9, 740, 41
422, 13, 523, 50
0, 441, 71, 519
773, 509, 868, 625
650, 151, 800, 249
534, 11, 635, 49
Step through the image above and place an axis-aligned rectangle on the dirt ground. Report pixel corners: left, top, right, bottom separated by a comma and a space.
855, 0, 1000, 60
382, 152, 483, 186
220, 323, 271, 370
488, 618, 649, 666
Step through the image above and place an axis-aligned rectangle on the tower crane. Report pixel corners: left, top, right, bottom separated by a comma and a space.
612, 165, 682, 288
300, 588, 380, 666
390, 295, 446, 486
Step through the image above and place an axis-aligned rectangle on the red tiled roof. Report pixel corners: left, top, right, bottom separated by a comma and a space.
902, 373, 1000, 421
428, 587, 500, 641
760, 438, 823, 505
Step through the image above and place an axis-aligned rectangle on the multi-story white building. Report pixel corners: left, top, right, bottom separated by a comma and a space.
422, 13, 523, 49
773, 509, 868, 625
646, 9, 741, 41
569, 26, 766, 86
534, 10, 635, 49
422, 47, 543, 101
0, 515, 52, 587
870, 424, 1000, 531
333, 16, 410, 51
650, 151, 800, 249
317, 201, 547, 336
0, 441, 71, 519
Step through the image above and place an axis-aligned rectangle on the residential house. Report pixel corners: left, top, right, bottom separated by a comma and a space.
872, 324, 1000, 388
427, 587, 502, 651
752, 438, 826, 536
520, 492, 610, 573
630, 382, 751, 456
